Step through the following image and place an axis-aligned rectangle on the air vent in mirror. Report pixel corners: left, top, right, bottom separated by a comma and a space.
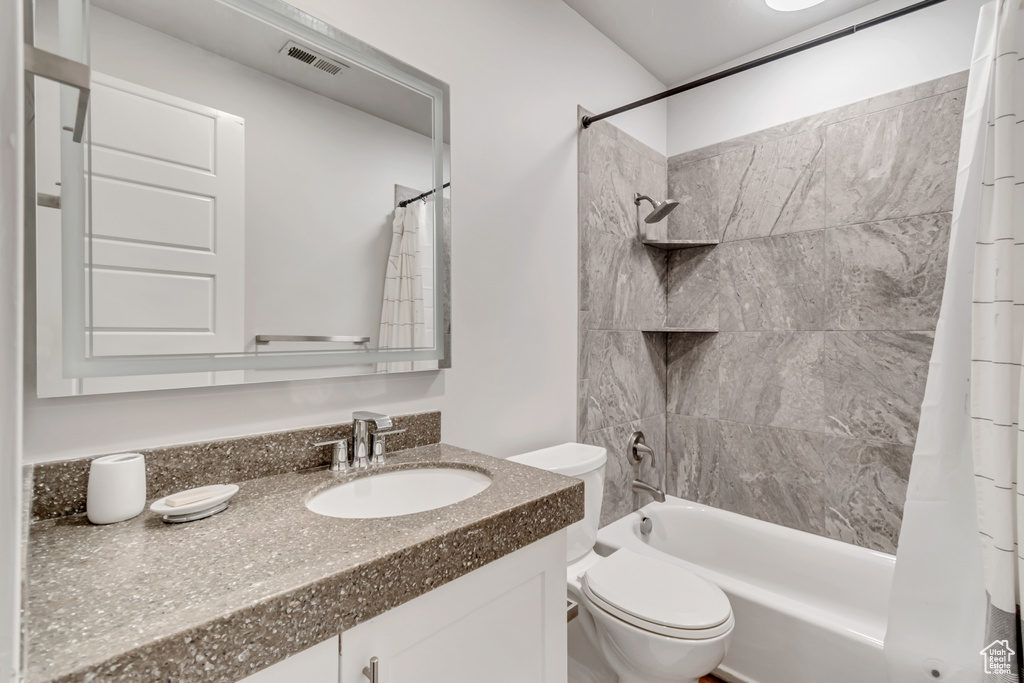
279, 41, 349, 76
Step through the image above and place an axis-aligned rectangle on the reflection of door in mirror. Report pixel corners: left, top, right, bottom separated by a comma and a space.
36, 73, 246, 396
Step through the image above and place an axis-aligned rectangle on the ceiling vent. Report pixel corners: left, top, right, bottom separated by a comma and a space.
279, 41, 350, 76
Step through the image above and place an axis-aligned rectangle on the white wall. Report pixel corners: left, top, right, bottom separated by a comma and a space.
667, 0, 988, 156
22, 0, 666, 463
0, 0, 23, 678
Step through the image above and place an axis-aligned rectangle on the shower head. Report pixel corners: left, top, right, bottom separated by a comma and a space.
634, 193, 679, 224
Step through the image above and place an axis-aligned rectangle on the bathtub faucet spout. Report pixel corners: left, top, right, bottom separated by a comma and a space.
632, 479, 665, 503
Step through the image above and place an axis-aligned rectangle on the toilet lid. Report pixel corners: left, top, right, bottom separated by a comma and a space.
582, 549, 732, 637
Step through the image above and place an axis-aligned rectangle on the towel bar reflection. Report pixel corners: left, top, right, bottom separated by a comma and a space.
255, 335, 370, 345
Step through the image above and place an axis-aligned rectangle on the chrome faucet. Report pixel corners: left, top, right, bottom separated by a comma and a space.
352, 411, 391, 469
632, 479, 666, 503
313, 412, 408, 472
352, 411, 406, 468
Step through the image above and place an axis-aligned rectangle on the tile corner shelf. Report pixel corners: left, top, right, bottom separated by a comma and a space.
641, 328, 719, 334
640, 239, 719, 250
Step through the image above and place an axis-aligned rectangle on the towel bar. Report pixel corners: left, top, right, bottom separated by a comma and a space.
255, 335, 370, 345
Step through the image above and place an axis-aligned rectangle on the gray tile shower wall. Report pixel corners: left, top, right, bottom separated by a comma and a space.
578, 107, 668, 527
662, 72, 966, 553
577, 72, 965, 552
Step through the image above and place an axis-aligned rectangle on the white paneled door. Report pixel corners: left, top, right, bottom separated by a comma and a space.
86, 73, 245, 358
35, 73, 245, 395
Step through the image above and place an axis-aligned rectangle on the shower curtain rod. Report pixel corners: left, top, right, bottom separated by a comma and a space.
398, 182, 451, 207
581, 0, 949, 129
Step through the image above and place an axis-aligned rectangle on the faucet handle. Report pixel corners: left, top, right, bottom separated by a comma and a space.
627, 431, 655, 465
370, 429, 406, 466
310, 437, 346, 447
310, 437, 351, 472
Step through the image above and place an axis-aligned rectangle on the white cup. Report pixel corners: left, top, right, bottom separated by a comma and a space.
87, 453, 147, 525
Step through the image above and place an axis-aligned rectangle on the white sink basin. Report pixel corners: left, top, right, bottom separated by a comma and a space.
306, 467, 492, 519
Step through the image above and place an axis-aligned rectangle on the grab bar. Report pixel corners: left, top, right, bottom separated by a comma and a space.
255, 335, 370, 345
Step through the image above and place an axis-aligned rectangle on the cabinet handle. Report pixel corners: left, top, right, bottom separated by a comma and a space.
362, 656, 379, 682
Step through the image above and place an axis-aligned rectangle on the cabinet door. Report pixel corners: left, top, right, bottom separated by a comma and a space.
238, 636, 339, 683
340, 532, 566, 683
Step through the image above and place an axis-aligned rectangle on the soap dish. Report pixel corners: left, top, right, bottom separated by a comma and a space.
150, 484, 239, 524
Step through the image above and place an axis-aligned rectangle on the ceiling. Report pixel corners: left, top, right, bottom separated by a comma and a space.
562, 0, 885, 85
93, 0, 438, 139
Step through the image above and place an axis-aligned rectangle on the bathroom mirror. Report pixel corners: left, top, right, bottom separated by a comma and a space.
29, 0, 451, 396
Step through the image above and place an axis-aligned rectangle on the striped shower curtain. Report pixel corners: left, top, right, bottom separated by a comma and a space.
971, 0, 1024, 679
377, 201, 427, 373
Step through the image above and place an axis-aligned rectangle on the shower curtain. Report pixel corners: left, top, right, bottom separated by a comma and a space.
885, 1, 1016, 681
377, 201, 427, 373
970, 0, 1024, 677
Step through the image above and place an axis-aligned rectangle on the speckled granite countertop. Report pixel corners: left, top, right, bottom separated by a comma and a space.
26, 444, 583, 683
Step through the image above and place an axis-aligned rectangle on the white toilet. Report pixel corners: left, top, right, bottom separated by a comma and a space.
508, 443, 733, 683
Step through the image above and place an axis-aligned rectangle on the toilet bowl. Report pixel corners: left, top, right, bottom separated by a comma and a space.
508, 443, 733, 683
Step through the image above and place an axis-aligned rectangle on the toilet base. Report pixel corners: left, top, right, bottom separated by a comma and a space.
568, 611, 618, 683
613, 673, 702, 683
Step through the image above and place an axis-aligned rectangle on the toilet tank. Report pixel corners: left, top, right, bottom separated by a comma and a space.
507, 443, 606, 563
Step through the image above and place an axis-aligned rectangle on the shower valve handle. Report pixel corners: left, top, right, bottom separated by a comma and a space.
627, 431, 654, 466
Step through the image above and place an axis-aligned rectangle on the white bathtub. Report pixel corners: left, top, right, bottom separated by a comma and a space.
594, 497, 895, 683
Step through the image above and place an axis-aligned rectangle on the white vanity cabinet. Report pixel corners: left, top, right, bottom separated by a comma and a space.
238, 532, 566, 683
340, 532, 567, 683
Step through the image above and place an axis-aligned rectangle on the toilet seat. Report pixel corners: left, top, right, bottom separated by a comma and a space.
581, 549, 733, 640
